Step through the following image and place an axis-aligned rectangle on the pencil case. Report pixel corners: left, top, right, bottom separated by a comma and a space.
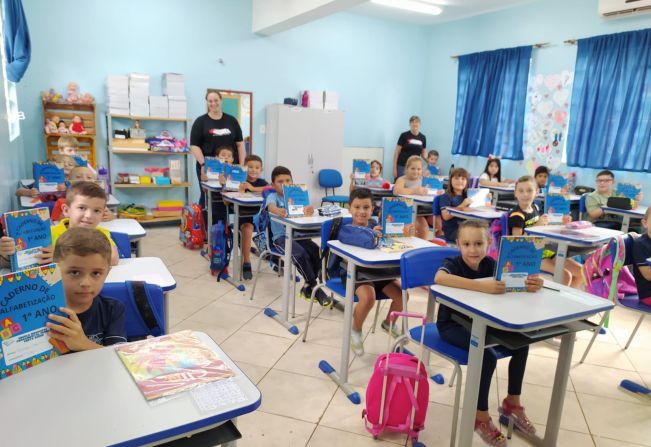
565, 220, 592, 229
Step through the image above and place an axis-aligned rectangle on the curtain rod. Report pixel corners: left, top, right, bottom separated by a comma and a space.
564, 39, 577, 45
450, 42, 550, 59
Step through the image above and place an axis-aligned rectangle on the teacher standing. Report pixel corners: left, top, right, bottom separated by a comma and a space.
190, 90, 246, 210
392, 115, 426, 179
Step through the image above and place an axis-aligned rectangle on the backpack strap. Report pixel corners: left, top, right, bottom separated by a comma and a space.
127, 281, 161, 333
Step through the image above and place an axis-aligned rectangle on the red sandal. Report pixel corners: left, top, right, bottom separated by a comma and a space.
474, 417, 507, 447
498, 398, 536, 439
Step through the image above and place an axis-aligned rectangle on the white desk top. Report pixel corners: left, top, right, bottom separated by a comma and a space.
106, 257, 176, 291
221, 191, 264, 205
647, 257, 651, 267
328, 237, 436, 266
602, 205, 648, 217
20, 193, 119, 208
99, 218, 146, 238
485, 184, 515, 193
433, 282, 614, 331
271, 210, 351, 229
0, 331, 261, 447
353, 184, 393, 192
398, 194, 436, 204
447, 206, 503, 220
201, 181, 222, 191
524, 225, 622, 246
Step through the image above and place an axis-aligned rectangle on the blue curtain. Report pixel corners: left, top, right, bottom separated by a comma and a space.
567, 28, 651, 172
3, 0, 31, 82
451, 46, 532, 160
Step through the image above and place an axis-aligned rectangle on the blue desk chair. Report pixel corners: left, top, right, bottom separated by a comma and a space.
500, 211, 509, 236
101, 281, 165, 340
579, 193, 587, 220
432, 194, 443, 239
469, 176, 480, 188
580, 234, 647, 362
401, 247, 510, 447
319, 169, 349, 206
110, 231, 131, 259
302, 217, 391, 342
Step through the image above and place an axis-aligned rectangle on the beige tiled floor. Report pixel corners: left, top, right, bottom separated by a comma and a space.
143, 226, 651, 447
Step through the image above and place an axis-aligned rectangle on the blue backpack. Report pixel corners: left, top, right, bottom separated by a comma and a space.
209, 220, 233, 279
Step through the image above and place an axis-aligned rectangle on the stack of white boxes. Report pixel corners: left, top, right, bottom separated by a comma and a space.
163, 73, 187, 119
149, 96, 169, 118
129, 73, 150, 116
107, 75, 129, 115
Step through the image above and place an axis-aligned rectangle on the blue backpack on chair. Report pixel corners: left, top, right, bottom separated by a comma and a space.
101, 281, 165, 341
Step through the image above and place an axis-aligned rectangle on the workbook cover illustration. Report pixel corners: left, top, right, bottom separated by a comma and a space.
282, 184, 310, 217
422, 176, 444, 193
115, 330, 234, 400
224, 165, 247, 191
352, 159, 371, 186
204, 157, 224, 180
544, 193, 570, 224
615, 182, 641, 201
427, 165, 440, 176
547, 173, 568, 194
3, 207, 52, 271
32, 162, 65, 193
0, 264, 68, 380
467, 188, 491, 208
495, 236, 545, 291
381, 197, 413, 237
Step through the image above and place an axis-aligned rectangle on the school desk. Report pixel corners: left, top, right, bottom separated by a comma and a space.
601, 204, 648, 233
431, 282, 613, 447
20, 193, 120, 209
99, 218, 147, 257
446, 206, 503, 222
0, 331, 261, 447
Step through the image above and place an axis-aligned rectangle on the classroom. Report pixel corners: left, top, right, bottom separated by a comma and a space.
0, 0, 650, 446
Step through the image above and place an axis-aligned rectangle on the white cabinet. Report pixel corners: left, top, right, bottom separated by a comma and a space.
265, 104, 344, 207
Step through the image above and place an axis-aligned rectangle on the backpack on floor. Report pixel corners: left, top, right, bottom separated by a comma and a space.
180, 203, 205, 249
487, 213, 507, 260
209, 220, 233, 279
582, 234, 636, 300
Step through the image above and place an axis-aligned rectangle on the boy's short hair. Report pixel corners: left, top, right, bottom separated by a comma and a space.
70, 166, 96, 180
644, 207, 651, 221
596, 170, 614, 179
271, 166, 292, 182
349, 187, 373, 204
52, 153, 77, 166
65, 181, 107, 206
409, 115, 420, 124
515, 175, 536, 187
53, 227, 112, 265
534, 166, 549, 176
57, 136, 79, 150
245, 154, 262, 165
458, 219, 491, 241
217, 146, 234, 157
427, 150, 439, 158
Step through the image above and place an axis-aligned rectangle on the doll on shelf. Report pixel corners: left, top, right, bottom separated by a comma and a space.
44, 118, 58, 134
69, 115, 87, 134
66, 81, 80, 103
57, 120, 69, 134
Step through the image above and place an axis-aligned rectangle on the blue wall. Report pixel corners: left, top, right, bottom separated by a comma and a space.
17, 0, 429, 206
422, 0, 651, 188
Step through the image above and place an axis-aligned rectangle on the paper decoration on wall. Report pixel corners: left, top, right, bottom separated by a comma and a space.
522, 71, 573, 174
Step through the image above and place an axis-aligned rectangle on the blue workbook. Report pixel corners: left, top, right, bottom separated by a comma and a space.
427, 165, 440, 176
3, 208, 52, 272
352, 159, 371, 186
204, 157, 224, 181
615, 182, 641, 201
422, 176, 444, 193
32, 162, 65, 193
224, 165, 247, 191
544, 193, 570, 224
282, 184, 310, 217
72, 155, 88, 167
381, 197, 413, 236
0, 264, 69, 380
495, 236, 545, 292
547, 173, 568, 194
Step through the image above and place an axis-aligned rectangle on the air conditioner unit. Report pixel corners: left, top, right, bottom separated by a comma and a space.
599, 0, 651, 16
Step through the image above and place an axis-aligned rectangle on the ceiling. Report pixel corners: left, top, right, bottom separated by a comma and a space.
350, 0, 539, 25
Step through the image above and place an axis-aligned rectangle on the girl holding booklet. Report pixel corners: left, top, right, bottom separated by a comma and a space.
392, 155, 431, 239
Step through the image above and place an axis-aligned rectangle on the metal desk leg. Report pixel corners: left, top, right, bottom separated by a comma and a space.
458, 319, 487, 447
621, 215, 631, 233
134, 239, 141, 258
206, 188, 213, 251
163, 291, 171, 333
264, 225, 298, 334
319, 261, 360, 404
221, 202, 245, 291
543, 332, 575, 446
492, 190, 499, 206
553, 242, 568, 283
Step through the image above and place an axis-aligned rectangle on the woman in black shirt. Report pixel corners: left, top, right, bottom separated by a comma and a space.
392, 115, 426, 179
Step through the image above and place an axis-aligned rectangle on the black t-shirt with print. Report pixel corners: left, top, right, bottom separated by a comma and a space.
397, 131, 426, 166
508, 203, 542, 233
190, 113, 243, 160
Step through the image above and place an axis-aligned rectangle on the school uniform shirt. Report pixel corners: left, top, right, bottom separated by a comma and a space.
242, 177, 268, 192
585, 191, 620, 223
265, 192, 286, 242
51, 218, 116, 248
479, 173, 498, 182
632, 233, 651, 301
436, 255, 496, 332
507, 203, 542, 232
190, 113, 243, 161
396, 131, 426, 167
76, 295, 127, 347
439, 193, 465, 242
427, 165, 440, 176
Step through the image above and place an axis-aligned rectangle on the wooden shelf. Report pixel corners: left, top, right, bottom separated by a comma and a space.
111, 149, 190, 155
113, 182, 191, 189
46, 133, 96, 138
109, 114, 188, 122
141, 215, 182, 223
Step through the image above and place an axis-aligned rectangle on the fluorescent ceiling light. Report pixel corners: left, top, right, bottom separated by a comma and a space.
371, 0, 444, 15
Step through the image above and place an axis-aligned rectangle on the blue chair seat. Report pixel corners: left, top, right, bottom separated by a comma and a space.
325, 277, 388, 303
410, 323, 469, 364
322, 195, 349, 204
619, 295, 649, 312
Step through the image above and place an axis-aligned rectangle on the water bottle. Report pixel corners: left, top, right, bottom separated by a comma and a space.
97, 165, 110, 194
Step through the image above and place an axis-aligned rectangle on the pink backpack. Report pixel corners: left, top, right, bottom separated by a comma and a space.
582, 234, 636, 300
363, 312, 429, 442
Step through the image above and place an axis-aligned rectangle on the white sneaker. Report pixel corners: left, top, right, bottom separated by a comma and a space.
351, 330, 364, 356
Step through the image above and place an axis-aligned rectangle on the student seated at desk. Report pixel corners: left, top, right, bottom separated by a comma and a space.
435, 220, 543, 446
237, 154, 269, 280
349, 159, 385, 191
534, 165, 549, 194
585, 170, 643, 230
266, 165, 332, 307
478, 157, 513, 188
51, 166, 115, 223
632, 208, 651, 306
393, 155, 431, 239
47, 227, 126, 350
199, 146, 235, 228
440, 167, 472, 242
425, 149, 440, 176
335, 188, 407, 356
509, 175, 582, 288
16, 154, 78, 212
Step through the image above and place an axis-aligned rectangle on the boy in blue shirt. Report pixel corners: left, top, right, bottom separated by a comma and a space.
238, 154, 269, 279
47, 227, 126, 350
266, 166, 332, 307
